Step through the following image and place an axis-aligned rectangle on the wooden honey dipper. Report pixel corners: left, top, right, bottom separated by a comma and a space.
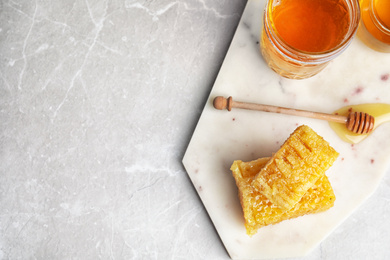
213, 96, 375, 134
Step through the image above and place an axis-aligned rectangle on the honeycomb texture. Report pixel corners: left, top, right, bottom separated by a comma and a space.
231, 157, 336, 236
251, 125, 339, 211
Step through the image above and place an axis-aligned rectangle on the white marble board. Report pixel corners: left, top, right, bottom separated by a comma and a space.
183, 0, 390, 259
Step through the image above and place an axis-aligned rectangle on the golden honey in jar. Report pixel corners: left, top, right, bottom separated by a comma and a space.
261, 0, 360, 79
358, 0, 390, 52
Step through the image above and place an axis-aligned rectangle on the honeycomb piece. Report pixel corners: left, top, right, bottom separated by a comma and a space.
251, 125, 339, 211
231, 157, 336, 236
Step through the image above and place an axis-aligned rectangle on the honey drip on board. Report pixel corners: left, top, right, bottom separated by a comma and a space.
272, 0, 350, 52
329, 104, 390, 144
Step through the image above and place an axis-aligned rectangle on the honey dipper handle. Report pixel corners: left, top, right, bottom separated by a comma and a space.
213, 96, 347, 123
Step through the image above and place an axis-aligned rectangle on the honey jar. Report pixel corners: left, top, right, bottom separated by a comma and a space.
358, 0, 390, 52
260, 0, 361, 79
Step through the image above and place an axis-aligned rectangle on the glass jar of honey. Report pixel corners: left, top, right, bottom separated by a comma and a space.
358, 0, 390, 53
260, 0, 360, 79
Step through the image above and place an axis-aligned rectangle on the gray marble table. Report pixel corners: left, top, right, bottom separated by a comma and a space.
1, 0, 389, 259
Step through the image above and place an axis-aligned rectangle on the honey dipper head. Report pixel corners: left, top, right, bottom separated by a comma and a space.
346, 112, 375, 134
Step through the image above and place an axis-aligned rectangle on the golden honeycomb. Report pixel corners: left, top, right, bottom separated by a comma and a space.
251, 125, 339, 211
231, 157, 336, 236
